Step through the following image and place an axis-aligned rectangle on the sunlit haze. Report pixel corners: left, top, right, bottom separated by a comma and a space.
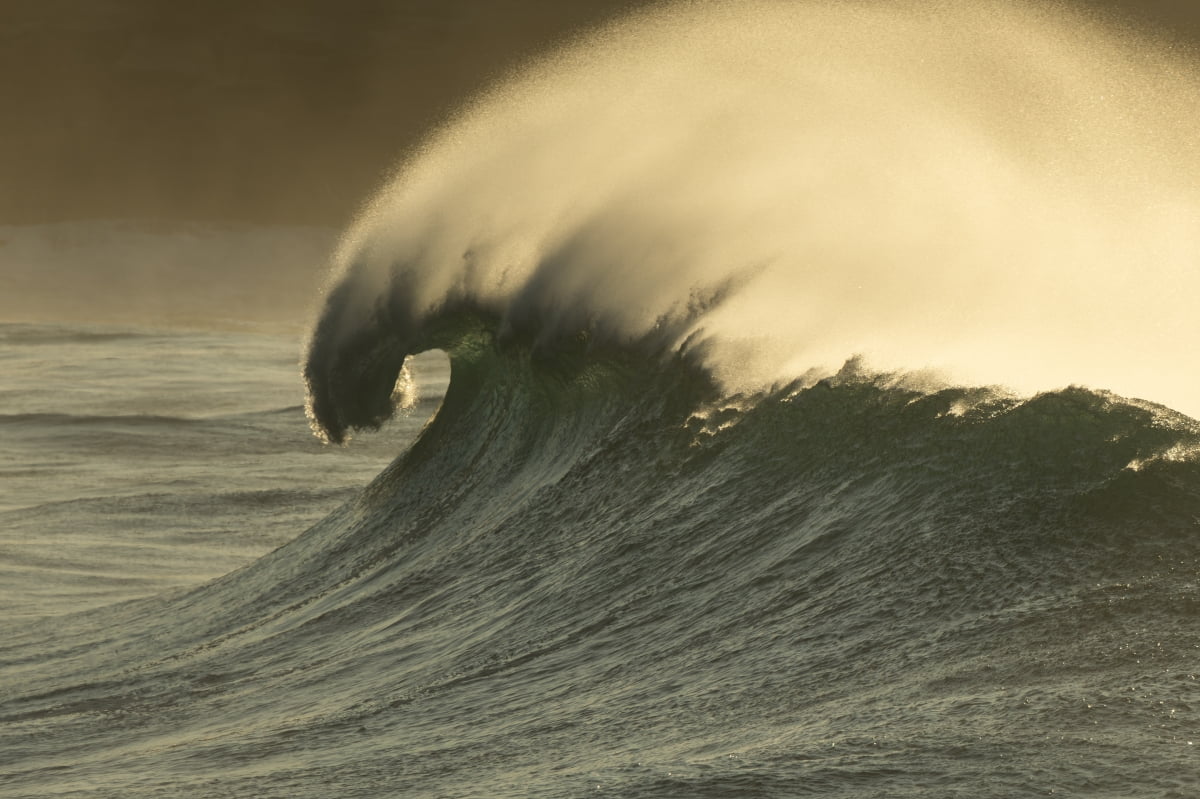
308, 0, 1200, 431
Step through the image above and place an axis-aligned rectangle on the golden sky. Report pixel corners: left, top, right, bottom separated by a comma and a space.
1, 0, 1195, 226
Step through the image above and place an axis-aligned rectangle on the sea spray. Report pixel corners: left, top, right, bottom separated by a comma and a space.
305, 0, 1200, 444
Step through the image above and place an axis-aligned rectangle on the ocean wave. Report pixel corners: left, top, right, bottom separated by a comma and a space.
8, 326, 1200, 796
7, 2, 1200, 796
305, 0, 1200, 437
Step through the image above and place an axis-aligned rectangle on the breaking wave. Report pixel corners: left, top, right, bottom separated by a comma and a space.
304, 0, 1200, 444
6, 3, 1200, 797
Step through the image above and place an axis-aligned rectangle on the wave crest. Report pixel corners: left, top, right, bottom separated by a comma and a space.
305, 0, 1200, 442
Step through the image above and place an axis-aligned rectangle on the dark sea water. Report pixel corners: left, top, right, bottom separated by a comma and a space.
2, 318, 1200, 797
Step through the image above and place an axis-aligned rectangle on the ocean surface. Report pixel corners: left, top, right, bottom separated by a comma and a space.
5, 1, 1200, 796
3, 319, 1200, 798
0, 325, 446, 620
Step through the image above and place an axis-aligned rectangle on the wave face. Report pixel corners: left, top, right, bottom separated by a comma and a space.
6, 326, 1200, 797
6, 2, 1200, 797
304, 0, 1200, 443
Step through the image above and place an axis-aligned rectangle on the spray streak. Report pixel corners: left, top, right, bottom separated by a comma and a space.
305, 0, 1200, 443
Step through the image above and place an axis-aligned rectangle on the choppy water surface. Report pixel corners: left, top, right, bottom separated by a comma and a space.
0, 324, 443, 618
3, 319, 1200, 798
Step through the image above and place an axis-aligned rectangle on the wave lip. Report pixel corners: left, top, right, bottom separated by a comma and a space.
303, 264, 737, 443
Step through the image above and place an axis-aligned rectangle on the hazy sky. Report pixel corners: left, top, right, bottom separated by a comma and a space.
1, 0, 643, 226
2, 0, 1197, 227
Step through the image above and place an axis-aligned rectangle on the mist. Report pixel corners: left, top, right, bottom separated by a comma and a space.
1, 0, 1197, 336
305, 0, 1200, 438
0, 0, 642, 330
